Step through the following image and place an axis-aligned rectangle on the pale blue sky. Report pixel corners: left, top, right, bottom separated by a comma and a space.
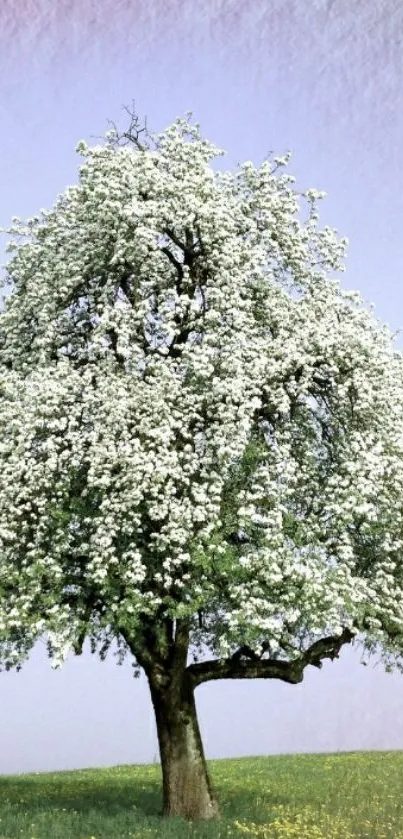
1, 0, 403, 774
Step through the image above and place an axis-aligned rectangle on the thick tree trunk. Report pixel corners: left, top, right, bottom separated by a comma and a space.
148, 669, 219, 820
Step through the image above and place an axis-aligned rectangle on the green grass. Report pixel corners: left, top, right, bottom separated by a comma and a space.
0, 751, 402, 838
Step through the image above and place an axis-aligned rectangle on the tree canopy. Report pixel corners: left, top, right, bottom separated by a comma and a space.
1, 112, 403, 818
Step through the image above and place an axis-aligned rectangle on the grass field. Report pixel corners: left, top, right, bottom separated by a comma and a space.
0, 751, 402, 839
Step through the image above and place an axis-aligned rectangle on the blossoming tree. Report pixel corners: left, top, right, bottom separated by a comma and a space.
1, 111, 403, 820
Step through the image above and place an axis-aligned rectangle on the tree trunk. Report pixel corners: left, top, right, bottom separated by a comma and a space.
148, 669, 219, 820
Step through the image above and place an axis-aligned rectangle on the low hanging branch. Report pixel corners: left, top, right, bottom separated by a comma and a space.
186, 628, 355, 687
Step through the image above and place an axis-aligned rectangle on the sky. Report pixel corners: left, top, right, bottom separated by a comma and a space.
1, 0, 403, 775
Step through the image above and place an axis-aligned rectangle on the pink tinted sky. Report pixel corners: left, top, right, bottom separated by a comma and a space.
1, 0, 403, 773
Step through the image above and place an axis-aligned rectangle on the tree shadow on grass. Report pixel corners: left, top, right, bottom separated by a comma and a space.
0, 770, 162, 818
0, 764, 292, 837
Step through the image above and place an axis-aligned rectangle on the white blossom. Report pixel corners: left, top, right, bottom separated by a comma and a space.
0, 115, 403, 671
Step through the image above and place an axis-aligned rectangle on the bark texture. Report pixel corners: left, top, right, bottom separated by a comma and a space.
148, 670, 218, 819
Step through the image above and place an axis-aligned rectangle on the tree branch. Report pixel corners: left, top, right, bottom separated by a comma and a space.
302, 628, 354, 667
163, 227, 186, 253
161, 246, 184, 280
187, 628, 354, 687
187, 655, 302, 686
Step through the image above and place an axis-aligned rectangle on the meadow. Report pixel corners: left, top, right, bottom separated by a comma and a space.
0, 751, 402, 839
